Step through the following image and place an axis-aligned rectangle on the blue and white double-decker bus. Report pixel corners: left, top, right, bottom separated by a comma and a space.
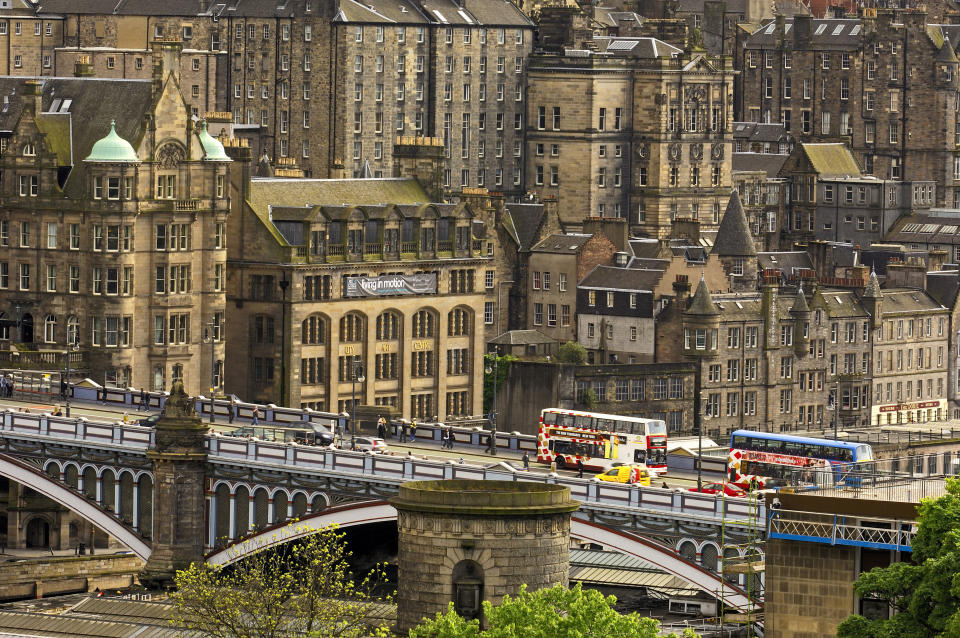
728, 430, 874, 489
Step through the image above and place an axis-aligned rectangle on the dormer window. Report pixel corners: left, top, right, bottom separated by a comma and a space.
156, 175, 175, 199
22, 143, 35, 156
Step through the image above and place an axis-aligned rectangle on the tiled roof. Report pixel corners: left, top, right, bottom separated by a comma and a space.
801, 142, 861, 178
506, 203, 547, 252
732, 121, 790, 143
595, 36, 683, 58
629, 238, 663, 259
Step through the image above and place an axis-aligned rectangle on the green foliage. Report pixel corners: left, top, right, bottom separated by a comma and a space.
580, 388, 598, 410
837, 477, 960, 638
170, 524, 392, 638
556, 341, 586, 365
483, 352, 517, 414
409, 583, 699, 638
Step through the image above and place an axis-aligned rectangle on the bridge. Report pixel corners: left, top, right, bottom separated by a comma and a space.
0, 387, 762, 611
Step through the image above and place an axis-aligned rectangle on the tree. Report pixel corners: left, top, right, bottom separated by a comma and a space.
170, 524, 392, 638
837, 477, 960, 638
556, 341, 586, 365
409, 583, 699, 638
580, 388, 598, 410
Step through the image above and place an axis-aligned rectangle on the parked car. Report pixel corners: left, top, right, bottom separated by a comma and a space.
595, 465, 653, 486
688, 482, 747, 497
136, 413, 161, 427
352, 436, 388, 453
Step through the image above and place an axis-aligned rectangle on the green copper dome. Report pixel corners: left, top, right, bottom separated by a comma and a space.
197, 121, 231, 162
84, 120, 139, 163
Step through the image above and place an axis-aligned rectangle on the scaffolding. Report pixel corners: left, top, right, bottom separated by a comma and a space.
718, 487, 765, 637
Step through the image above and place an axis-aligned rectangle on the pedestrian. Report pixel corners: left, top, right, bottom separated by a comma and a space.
251, 406, 260, 426
400, 422, 408, 443
336, 419, 345, 445
448, 428, 456, 449
122, 412, 129, 424
661, 481, 669, 489
377, 415, 386, 438
410, 420, 417, 443
485, 433, 494, 454
139, 388, 148, 411
458, 457, 465, 464
523, 451, 530, 470
7, 376, 14, 398
98, 385, 106, 405
577, 459, 584, 478
59, 378, 67, 400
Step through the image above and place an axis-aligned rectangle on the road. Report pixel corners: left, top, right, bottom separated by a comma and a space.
0, 394, 714, 488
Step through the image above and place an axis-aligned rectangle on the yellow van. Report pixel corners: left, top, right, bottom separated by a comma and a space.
596, 465, 652, 486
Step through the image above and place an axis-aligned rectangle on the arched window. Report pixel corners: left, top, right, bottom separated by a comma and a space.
376, 311, 399, 340
412, 310, 434, 338
301, 315, 326, 345
340, 313, 363, 342
66, 316, 79, 346
448, 308, 471, 336
22, 143, 35, 157
43, 315, 56, 343
0, 312, 9, 340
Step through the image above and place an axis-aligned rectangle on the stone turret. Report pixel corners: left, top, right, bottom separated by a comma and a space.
683, 277, 720, 357
862, 269, 883, 328
790, 286, 812, 357
712, 192, 758, 292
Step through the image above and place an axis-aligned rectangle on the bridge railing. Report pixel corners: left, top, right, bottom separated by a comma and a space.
207, 435, 764, 525
768, 508, 915, 551
0, 409, 152, 448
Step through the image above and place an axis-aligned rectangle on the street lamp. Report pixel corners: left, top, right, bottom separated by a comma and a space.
351, 359, 365, 451
484, 351, 499, 456
64, 333, 79, 417
203, 323, 217, 423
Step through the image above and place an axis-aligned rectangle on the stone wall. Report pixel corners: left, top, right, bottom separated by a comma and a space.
764, 538, 857, 638
0, 554, 143, 601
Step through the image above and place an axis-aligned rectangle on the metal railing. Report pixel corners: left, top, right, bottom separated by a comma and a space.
768, 508, 915, 551
767, 464, 948, 503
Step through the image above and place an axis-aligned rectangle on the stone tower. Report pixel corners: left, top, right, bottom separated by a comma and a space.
139, 382, 209, 588
683, 277, 720, 435
391, 480, 579, 633
712, 191, 758, 292
862, 269, 883, 328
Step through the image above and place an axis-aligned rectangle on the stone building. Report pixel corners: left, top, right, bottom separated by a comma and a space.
0, 50, 230, 395
12, 0, 534, 198
524, 232, 617, 343
224, 142, 496, 419
497, 359, 696, 435
869, 269, 951, 425
576, 266, 657, 364
737, 12, 960, 207
778, 142, 935, 246
656, 274, 874, 439
524, 36, 735, 235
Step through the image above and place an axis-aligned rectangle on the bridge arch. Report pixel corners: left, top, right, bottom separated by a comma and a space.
205, 502, 754, 612
0, 453, 150, 560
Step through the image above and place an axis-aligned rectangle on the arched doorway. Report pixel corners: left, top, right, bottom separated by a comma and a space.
25, 517, 49, 548
19, 313, 33, 343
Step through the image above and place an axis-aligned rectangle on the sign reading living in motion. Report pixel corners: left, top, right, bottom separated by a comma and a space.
345, 273, 437, 297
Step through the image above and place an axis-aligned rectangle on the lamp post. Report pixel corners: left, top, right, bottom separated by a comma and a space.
203, 323, 216, 423
484, 352, 498, 456
278, 277, 290, 407
351, 359, 365, 451
64, 333, 79, 417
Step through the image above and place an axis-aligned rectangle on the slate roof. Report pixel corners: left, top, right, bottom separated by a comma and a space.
578, 265, 662, 291
732, 121, 791, 144
925, 270, 960, 309
733, 152, 789, 178
885, 211, 960, 245
595, 36, 683, 58
0, 76, 153, 197
336, 0, 430, 23
489, 329, 556, 345
629, 238, 662, 258
505, 202, 547, 252
531, 233, 593, 254
712, 191, 757, 257
757, 251, 813, 273
881, 289, 947, 315
686, 277, 719, 316
800, 143, 861, 178
628, 257, 670, 270
746, 18, 863, 49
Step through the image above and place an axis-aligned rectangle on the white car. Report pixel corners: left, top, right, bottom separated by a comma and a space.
353, 436, 388, 453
